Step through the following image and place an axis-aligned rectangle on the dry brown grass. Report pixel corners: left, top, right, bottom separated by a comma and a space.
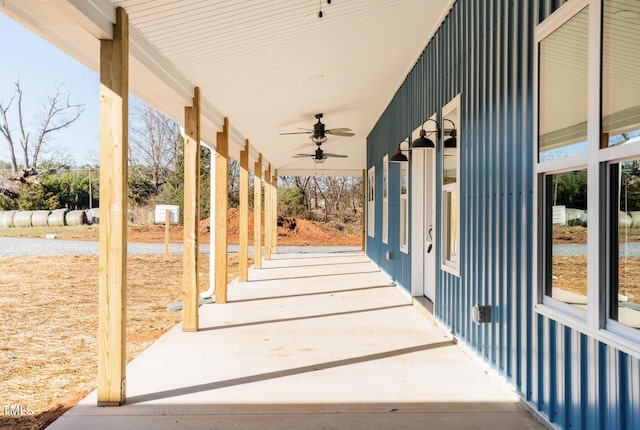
0, 253, 246, 430
552, 256, 640, 303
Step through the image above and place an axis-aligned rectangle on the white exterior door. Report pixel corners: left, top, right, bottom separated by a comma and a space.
411, 148, 436, 301
423, 149, 436, 300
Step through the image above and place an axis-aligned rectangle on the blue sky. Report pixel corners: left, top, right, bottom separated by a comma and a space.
0, 13, 100, 166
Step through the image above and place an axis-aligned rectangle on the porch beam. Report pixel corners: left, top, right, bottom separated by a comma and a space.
215, 118, 230, 303
253, 154, 263, 269
264, 163, 272, 261
182, 87, 201, 332
97, 7, 128, 406
239, 139, 249, 281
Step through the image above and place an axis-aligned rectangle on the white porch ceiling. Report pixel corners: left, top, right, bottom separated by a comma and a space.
1, 0, 453, 175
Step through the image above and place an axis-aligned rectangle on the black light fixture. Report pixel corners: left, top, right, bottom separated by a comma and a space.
443, 118, 457, 148
411, 118, 441, 149
389, 146, 408, 162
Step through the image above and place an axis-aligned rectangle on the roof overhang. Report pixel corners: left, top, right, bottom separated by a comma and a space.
1, 0, 454, 175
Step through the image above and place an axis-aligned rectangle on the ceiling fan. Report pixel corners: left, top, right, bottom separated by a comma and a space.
293, 146, 348, 164
280, 113, 354, 143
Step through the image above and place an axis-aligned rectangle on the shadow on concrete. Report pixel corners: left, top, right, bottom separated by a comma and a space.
127, 340, 456, 404
247, 269, 380, 282
256, 260, 369, 270
199, 304, 411, 332
230, 284, 395, 303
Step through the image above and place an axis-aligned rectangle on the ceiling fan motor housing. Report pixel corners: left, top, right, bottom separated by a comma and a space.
313, 117, 326, 140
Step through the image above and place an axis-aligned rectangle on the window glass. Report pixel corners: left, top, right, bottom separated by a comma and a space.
544, 170, 588, 309
603, 0, 640, 148
443, 117, 457, 184
609, 160, 640, 329
367, 166, 375, 237
538, 7, 589, 161
383, 155, 388, 243
442, 103, 459, 268
400, 163, 409, 253
444, 189, 457, 262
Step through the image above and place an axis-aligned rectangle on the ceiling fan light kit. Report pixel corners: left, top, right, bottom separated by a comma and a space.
283, 112, 353, 162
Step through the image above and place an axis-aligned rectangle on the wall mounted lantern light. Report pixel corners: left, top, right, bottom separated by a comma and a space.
443, 118, 457, 148
411, 118, 441, 149
390, 146, 408, 162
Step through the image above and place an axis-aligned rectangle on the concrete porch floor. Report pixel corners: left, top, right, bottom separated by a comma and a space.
49, 252, 544, 430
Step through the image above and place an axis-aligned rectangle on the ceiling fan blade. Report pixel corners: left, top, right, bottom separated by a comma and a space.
323, 153, 348, 158
293, 154, 314, 158
281, 131, 312, 135
326, 130, 355, 137
326, 127, 351, 132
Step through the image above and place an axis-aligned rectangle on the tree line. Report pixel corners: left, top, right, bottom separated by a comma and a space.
0, 80, 363, 226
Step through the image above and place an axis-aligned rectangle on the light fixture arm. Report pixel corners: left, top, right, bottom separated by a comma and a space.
420, 118, 441, 140
443, 118, 457, 137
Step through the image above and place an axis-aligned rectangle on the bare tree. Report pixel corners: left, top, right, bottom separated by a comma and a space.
128, 100, 180, 190
0, 80, 84, 177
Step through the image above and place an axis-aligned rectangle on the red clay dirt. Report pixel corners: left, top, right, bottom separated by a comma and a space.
121, 208, 360, 246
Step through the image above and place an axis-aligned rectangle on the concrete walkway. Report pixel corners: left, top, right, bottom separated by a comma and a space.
49, 252, 544, 430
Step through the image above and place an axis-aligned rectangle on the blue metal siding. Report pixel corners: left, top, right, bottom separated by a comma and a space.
366, 1, 640, 429
366, 95, 411, 291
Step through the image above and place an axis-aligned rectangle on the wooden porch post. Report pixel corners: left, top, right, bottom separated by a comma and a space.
264, 163, 272, 260
253, 154, 263, 269
97, 7, 128, 406
239, 140, 249, 281
208, 150, 216, 295
362, 168, 366, 252
182, 87, 201, 332
215, 118, 229, 303
271, 170, 277, 254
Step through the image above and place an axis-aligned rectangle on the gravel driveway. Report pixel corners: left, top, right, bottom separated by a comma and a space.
0, 237, 360, 257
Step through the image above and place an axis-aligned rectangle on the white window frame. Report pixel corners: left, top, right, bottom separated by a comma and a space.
367, 166, 375, 238
441, 95, 461, 276
399, 144, 409, 254
382, 154, 389, 244
533, 0, 640, 358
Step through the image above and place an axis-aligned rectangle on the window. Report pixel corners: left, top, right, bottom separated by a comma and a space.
538, 6, 589, 162
442, 96, 460, 274
367, 166, 375, 237
538, 5, 590, 315
382, 155, 389, 244
542, 170, 588, 310
536, 0, 640, 354
603, 0, 640, 333
400, 160, 409, 253
608, 160, 640, 330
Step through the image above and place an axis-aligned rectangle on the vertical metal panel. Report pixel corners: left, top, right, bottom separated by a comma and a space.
366, 1, 640, 429
367, 83, 412, 291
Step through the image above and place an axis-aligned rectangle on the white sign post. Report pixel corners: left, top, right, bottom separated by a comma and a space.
155, 205, 180, 256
